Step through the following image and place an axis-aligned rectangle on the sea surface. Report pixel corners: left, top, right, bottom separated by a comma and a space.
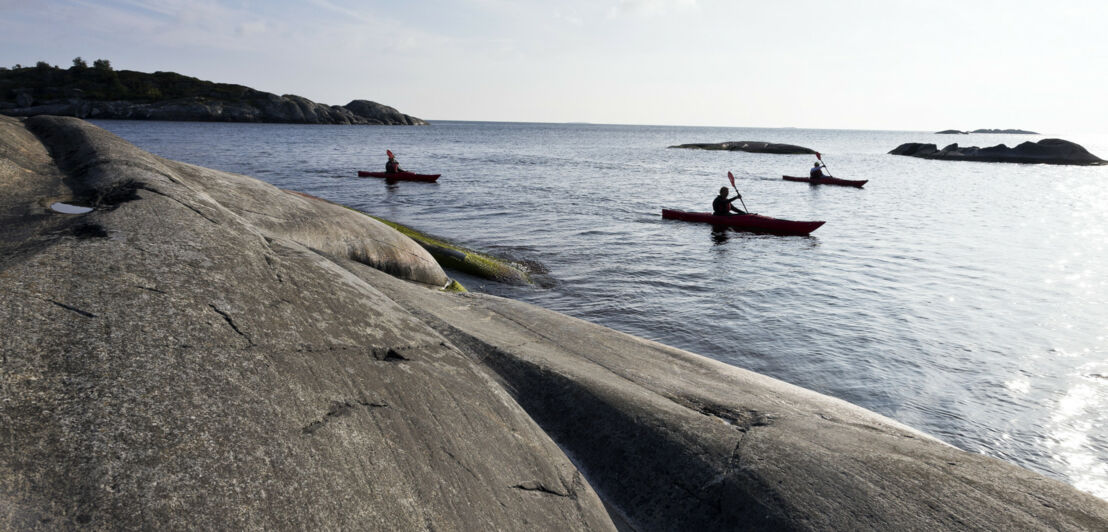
92, 119, 1108, 500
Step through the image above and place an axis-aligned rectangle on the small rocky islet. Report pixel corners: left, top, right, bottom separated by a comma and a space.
668, 141, 817, 154
936, 128, 1039, 134
3, 115, 1107, 529
890, 138, 1106, 165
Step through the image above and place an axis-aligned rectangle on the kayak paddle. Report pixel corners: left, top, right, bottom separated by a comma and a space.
726, 171, 749, 213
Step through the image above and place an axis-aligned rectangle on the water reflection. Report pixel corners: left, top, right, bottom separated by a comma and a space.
711, 226, 730, 245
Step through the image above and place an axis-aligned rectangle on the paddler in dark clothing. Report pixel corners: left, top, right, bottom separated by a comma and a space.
713, 187, 746, 216
810, 161, 827, 179
385, 150, 403, 173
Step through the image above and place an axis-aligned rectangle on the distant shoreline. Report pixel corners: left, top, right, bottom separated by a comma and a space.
1, 62, 427, 125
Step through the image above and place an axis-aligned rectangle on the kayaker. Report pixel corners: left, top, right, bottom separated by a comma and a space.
385, 150, 403, 174
713, 187, 746, 216
810, 161, 827, 180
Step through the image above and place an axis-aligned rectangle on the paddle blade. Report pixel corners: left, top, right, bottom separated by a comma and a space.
815, 152, 822, 160
387, 150, 394, 158
727, 171, 736, 188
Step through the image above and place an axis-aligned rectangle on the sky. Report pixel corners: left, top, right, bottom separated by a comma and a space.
2, 0, 1106, 133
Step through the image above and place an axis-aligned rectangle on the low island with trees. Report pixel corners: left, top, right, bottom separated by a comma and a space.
0, 58, 426, 125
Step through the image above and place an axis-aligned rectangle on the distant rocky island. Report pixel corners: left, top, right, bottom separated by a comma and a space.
669, 141, 816, 154
0, 58, 426, 125
890, 138, 1105, 165
936, 128, 1039, 134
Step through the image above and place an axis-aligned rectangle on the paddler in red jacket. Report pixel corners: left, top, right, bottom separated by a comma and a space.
712, 187, 746, 216
385, 150, 403, 173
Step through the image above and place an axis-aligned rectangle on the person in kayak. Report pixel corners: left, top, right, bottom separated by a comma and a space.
385, 150, 404, 174
713, 187, 746, 216
810, 161, 827, 180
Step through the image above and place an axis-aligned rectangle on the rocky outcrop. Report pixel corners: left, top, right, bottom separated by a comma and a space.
669, 141, 817, 154
0, 95, 428, 125
343, 99, 427, 125
890, 138, 1106, 165
1, 65, 428, 124
972, 128, 1038, 134
3, 115, 1107, 530
935, 129, 1038, 134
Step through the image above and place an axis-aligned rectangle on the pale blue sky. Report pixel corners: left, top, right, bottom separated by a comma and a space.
2, 0, 1106, 133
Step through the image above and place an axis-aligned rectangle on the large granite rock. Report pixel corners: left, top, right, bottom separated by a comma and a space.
669, 141, 817, 154
1, 94, 427, 125
890, 138, 1106, 165
2, 115, 1107, 530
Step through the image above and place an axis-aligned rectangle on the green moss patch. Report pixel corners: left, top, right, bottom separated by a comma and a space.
282, 190, 532, 286
368, 216, 532, 285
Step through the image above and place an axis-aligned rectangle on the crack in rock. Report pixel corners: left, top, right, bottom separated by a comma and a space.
678, 396, 773, 432
263, 254, 284, 284
45, 298, 97, 318
511, 480, 569, 497
208, 304, 253, 346
135, 184, 221, 225
301, 399, 389, 435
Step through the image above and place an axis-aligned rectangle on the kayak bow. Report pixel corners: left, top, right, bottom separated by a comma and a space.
661, 209, 824, 235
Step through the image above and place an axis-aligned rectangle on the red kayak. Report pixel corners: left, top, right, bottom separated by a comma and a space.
357, 171, 440, 182
783, 175, 867, 188
661, 209, 824, 235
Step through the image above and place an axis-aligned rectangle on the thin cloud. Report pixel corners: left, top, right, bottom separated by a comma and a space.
306, 0, 381, 26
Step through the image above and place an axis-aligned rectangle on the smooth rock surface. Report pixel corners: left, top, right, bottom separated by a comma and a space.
890, 138, 1106, 165
0, 115, 608, 530
2, 115, 1107, 530
669, 141, 817, 154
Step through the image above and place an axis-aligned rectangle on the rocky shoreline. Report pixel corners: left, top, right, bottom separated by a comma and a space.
0, 95, 427, 125
2, 115, 1106, 529
1, 63, 427, 125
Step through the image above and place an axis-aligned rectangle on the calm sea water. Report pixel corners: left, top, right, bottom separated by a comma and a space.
92, 119, 1108, 500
